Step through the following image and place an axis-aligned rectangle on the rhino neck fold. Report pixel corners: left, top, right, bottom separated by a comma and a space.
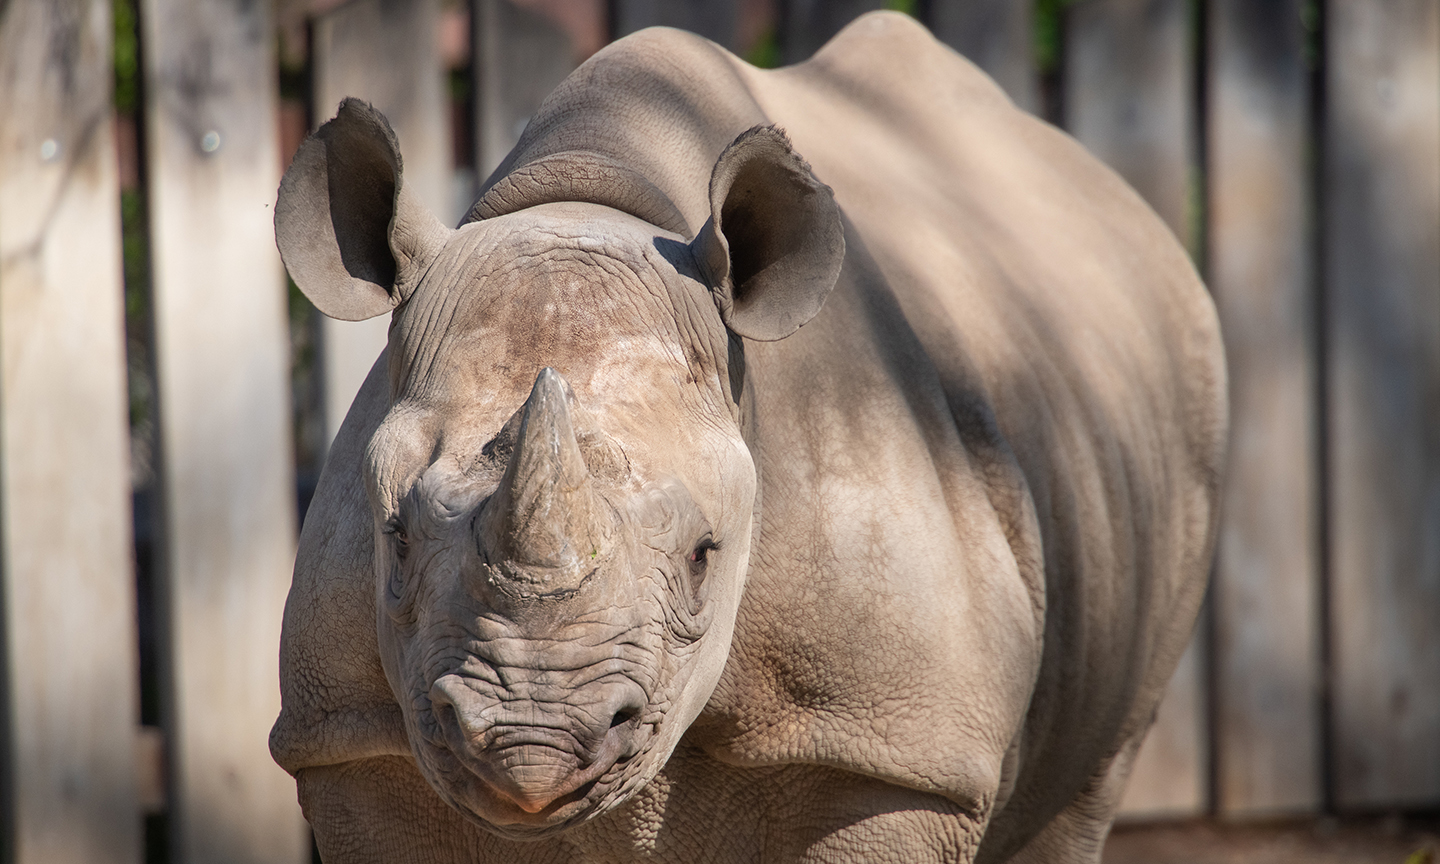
464, 30, 771, 236
465, 151, 691, 238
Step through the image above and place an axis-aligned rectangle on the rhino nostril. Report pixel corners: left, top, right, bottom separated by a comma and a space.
429, 675, 495, 750
602, 702, 646, 763
425, 694, 464, 748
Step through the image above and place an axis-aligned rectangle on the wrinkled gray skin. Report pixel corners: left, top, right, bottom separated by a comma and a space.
270, 12, 1226, 864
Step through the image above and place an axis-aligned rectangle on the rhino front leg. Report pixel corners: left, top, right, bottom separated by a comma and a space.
997, 730, 1146, 864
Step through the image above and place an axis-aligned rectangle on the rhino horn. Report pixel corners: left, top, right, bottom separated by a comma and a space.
478, 369, 610, 591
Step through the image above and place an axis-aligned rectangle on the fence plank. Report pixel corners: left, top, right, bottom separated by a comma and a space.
1116, 634, 1208, 817
474, 0, 578, 179
928, 0, 1039, 112
0, 1, 140, 861
140, 0, 308, 859
781, 0, 887, 64
611, 0, 736, 49
1207, 0, 1321, 817
1065, 0, 1194, 243
312, 0, 451, 446
1325, 0, 1440, 811
1065, 0, 1206, 817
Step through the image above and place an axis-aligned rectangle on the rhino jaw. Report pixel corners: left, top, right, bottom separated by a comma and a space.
476, 368, 616, 597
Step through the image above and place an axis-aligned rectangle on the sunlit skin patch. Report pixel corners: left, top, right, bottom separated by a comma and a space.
364, 204, 756, 838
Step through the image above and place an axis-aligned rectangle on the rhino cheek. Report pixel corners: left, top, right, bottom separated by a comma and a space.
610, 439, 757, 766
666, 520, 752, 741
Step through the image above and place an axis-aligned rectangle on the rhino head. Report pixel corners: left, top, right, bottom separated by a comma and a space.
275, 100, 843, 838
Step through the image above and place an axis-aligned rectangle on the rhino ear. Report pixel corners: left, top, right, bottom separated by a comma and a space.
692, 126, 845, 342
276, 98, 450, 321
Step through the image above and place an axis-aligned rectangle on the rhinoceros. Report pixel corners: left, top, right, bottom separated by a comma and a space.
269, 11, 1225, 863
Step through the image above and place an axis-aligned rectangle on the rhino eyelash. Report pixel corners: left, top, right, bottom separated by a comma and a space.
689, 536, 718, 561
383, 518, 411, 559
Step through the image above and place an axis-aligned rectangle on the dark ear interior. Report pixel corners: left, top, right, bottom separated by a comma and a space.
276, 99, 437, 321
692, 126, 845, 342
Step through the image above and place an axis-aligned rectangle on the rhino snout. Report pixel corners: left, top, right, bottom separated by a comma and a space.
428, 674, 648, 815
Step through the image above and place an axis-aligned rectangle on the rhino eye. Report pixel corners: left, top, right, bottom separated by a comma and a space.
687, 536, 716, 590
384, 518, 411, 561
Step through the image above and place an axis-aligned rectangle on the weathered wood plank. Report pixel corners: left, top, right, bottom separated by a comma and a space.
1324, 0, 1440, 811
136, 726, 167, 815
312, 0, 452, 446
473, 0, 578, 180
781, 0, 887, 64
0, 1, 140, 861
1065, 0, 1194, 243
139, 0, 308, 859
1065, 0, 1206, 817
312, 0, 452, 219
928, 0, 1039, 112
1207, 0, 1321, 817
1116, 630, 1208, 817
611, 0, 737, 49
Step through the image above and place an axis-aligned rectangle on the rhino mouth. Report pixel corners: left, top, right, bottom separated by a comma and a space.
420, 676, 653, 835
451, 722, 637, 811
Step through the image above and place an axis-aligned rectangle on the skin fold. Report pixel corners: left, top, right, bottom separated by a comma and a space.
270, 12, 1226, 864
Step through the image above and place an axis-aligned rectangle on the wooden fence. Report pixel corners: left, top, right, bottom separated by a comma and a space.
0, 0, 1436, 861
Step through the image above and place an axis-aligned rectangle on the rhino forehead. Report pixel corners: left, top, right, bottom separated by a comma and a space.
390, 208, 727, 420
